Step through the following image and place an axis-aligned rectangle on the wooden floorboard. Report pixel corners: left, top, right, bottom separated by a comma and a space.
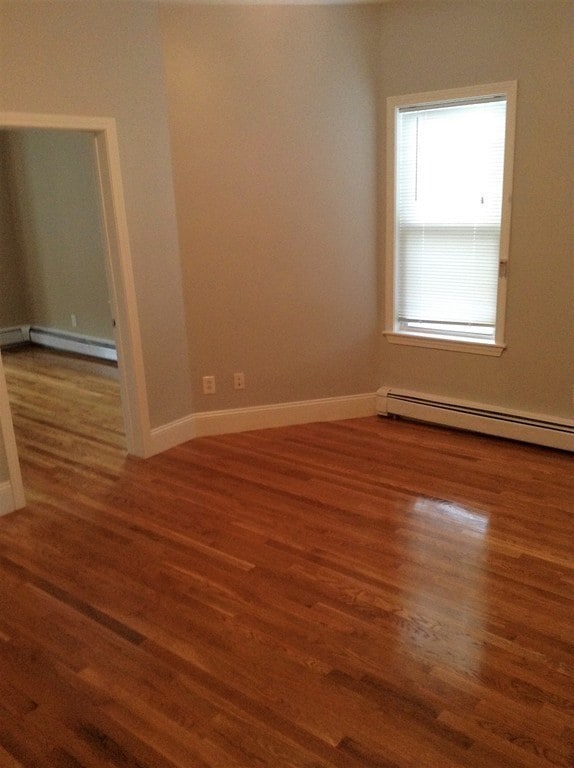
0, 346, 573, 767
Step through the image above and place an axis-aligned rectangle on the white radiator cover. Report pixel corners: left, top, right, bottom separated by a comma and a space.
0, 325, 30, 347
0, 325, 117, 361
376, 387, 574, 452
29, 327, 117, 361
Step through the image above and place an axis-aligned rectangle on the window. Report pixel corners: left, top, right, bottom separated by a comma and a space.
385, 82, 517, 355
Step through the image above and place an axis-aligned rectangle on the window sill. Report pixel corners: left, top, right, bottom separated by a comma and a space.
384, 332, 506, 357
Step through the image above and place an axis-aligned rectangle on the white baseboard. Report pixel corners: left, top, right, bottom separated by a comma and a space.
0, 481, 17, 516
149, 392, 377, 456
149, 413, 197, 455
192, 392, 377, 438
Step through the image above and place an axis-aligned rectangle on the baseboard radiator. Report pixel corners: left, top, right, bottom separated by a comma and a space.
376, 387, 574, 452
0, 325, 30, 348
0, 325, 117, 362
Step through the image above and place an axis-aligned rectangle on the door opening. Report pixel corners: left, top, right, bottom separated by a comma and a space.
0, 112, 151, 514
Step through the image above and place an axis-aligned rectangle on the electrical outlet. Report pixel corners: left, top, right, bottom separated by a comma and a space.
70, 314, 77, 328
202, 375, 216, 394
233, 372, 245, 390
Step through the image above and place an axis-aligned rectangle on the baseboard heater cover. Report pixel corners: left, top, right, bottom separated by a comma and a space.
0, 325, 31, 348
376, 387, 574, 452
28, 327, 117, 362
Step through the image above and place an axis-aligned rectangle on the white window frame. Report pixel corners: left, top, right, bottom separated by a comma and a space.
384, 81, 517, 356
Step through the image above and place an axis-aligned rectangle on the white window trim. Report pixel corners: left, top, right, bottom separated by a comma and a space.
384, 81, 517, 354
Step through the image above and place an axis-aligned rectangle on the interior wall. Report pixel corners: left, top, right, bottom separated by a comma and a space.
1, 0, 571, 491
160, 5, 380, 409
0, 133, 29, 328
378, 0, 574, 419
0, 0, 192, 429
2, 129, 112, 340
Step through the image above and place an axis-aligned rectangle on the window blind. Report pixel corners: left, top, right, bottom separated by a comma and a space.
395, 97, 507, 339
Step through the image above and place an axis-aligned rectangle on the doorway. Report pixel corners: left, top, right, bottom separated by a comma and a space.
0, 112, 151, 513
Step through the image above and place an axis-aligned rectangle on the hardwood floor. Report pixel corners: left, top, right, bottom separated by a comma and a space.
0, 346, 573, 768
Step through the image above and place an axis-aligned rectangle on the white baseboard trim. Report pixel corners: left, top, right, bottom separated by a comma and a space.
149, 392, 377, 456
0, 325, 31, 347
149, 413, 197, 455
192, 392, 377, 438
0, 481, 17, 516
29, 326, 117, 361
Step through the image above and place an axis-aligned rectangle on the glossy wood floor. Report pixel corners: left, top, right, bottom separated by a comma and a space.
0, 346, 573, 768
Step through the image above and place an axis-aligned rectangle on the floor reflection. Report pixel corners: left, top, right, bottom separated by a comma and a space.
399, 497, 490, 672
413, 497, 489, 534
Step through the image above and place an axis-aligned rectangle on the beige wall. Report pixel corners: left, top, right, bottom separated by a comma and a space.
161, 5, 380, 408
0, 133, 29, 327
0, 0, 572, 491
378, 0, 574, 419
2, 130, 112, 339
0, 0, 192, 429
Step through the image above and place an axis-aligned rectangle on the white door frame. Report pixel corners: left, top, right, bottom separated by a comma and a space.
0, 112, 152, 512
